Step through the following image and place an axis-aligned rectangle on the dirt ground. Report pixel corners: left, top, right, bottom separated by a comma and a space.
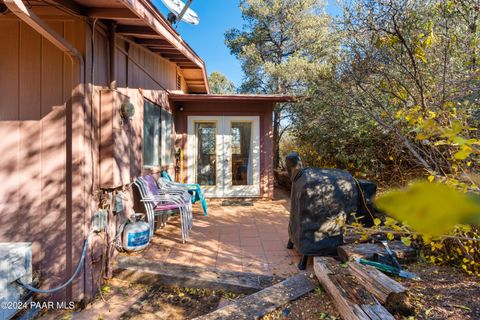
260, 263, 480, 320
118, 284, 230, 320
40, 262, 479, 320
396, 263, 480, 320
262, 278, 340, 320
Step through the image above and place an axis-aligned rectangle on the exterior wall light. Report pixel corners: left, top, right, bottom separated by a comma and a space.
120, 101, 135, 120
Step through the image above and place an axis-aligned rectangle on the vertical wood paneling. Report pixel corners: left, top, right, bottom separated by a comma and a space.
0, 21, 20, 119
19, 23, 42, 118
41, 21, 64, 116
19, 22, 42, 239
94, 29, 109, 87
0, 15, 74, 296
0, 20, 20, 240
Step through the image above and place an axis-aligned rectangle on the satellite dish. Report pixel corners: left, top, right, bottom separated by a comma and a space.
161, 0, 200, 25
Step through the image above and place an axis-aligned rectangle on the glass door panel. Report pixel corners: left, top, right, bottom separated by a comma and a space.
195, 122, 217, 186
231, 122, 252, 186
188, 116, 259, 198
223, 117, 260, 197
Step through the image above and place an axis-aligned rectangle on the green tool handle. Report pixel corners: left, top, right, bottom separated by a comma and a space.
356, 258, 400, 275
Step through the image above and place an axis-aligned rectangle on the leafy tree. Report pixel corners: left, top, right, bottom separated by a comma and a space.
208, 71, 236, 94
290, 0, 479, 187
287, 0, 480, 275
225, 0, 335, 168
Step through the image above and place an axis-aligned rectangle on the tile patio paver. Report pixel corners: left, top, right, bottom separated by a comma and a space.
128, 189, 310, 277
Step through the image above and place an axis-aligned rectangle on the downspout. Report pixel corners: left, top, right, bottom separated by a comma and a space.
4, 0, 87, 300
109, 22, 117, 90
4, 0, 84, 83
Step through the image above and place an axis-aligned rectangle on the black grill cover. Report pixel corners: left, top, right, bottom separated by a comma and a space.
289, 168, 358, 255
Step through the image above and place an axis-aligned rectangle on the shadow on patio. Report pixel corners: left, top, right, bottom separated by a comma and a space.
124, 188, 305, 277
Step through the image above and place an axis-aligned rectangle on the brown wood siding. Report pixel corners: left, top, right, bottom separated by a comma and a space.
0, 12, 86, 301
113, 37, 177, 178
0, 4, 191, 303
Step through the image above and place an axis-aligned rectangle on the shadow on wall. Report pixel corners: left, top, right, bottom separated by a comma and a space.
0, 85, 95, 300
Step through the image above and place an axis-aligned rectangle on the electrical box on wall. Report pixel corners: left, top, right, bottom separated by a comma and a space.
0, 243, 32, 320
99, 90, 132, 189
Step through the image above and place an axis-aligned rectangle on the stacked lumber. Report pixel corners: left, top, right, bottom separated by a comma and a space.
314, 257, 397, 320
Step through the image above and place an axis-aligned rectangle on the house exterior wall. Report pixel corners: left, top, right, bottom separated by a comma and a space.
0, 7, 89, 302
0, 4, 180, 303
174, 101, 275, 199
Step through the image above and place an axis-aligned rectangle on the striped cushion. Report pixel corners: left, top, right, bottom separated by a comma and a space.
153, 203, 180, 211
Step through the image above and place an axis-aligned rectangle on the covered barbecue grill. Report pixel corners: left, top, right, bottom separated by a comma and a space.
285, 152, 376, 269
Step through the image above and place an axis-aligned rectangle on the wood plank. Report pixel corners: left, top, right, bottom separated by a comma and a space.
114, 256, 275, 294
193, 273, 315, 320
314, 257, 395, 320
347, 261, 413, 315
338, 241, 417, 264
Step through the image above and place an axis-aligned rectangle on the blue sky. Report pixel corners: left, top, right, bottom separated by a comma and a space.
153, 1, 341, 87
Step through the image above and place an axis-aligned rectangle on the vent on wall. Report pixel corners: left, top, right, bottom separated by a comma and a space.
176, 74, 182, 91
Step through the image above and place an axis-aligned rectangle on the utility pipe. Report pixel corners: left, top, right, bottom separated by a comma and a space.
4, 0, 84, 84
109, 22, 117, 90
4, 0, 88, 298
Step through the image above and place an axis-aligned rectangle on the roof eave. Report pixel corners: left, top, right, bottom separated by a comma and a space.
168, 94, 296, 103
119, 0, 209, 93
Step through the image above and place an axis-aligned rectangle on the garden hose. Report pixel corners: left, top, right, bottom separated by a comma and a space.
16, 232, 93, 294
353, 177, 376, 223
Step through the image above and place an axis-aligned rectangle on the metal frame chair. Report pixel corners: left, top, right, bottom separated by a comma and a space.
160, 170, 208, 216
133, 176, 193, 243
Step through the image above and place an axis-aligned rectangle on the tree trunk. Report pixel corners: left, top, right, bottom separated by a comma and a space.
272, 107, 281, 169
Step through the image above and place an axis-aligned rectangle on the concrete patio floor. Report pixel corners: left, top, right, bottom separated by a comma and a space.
127, 189, 306, 277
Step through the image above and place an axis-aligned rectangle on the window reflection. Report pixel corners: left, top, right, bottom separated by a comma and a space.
231, 122, 252, 186
196, 122, 217, 186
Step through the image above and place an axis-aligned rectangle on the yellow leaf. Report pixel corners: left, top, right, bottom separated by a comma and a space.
384, 217, 397, 227
374, 218, 381, 226
389, 156, 394, 161
428, 175, 435, 182
401, 237, 412, 246
387, 233, 395, 241
375, 182, 480, 236
454, 146, 472, 160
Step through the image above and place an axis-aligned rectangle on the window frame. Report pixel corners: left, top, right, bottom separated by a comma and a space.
143, 99, 161, 169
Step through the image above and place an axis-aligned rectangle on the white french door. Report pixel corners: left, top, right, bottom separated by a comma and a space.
187, 116, 260, 197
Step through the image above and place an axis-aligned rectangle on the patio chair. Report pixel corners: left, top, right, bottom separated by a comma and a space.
160, 170, 208, 216
134, 175, 193, 243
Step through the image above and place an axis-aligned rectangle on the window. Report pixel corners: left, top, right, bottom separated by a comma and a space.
160, 108, 174, 165
143, 100, 175, 167
143, 100, 161, 167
